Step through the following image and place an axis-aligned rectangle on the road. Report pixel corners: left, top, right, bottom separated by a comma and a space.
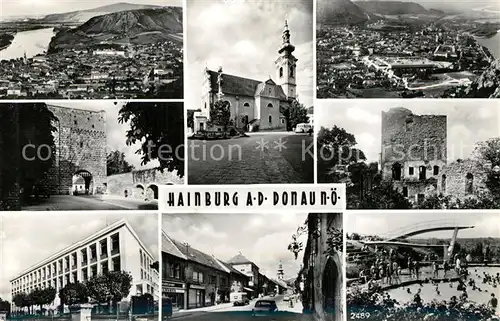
188, 132, 314, 184
22, 195, 158, 211
171, 295, 313, 321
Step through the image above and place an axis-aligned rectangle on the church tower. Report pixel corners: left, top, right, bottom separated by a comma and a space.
275, 20, 297, 100
277, 261, 284, 280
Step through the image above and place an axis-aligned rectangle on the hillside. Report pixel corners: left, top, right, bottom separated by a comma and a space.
354, 1, 429, 15
453, 59, 500, 98
317, 0, 372, 25
48, 7, 183, 53
41, 2, 162, 23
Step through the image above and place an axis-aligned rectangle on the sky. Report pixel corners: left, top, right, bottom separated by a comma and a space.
185, 0, 314, 110
0, 212, 158, 301
0, 0, 182, 18
346, 211, 500, 239
162, 213, 308, 281
316, 100, 500, 164
52, 101, 169, 170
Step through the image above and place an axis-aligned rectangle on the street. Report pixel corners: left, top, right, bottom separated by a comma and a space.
188, 132, 314, 184
171, 295, 313, 321
21, 195, 158, 211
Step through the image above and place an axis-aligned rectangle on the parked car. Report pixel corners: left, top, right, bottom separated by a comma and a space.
231, 292, 249, 306
283, 295, 290, 301
252, 300, 278, 317
294, 123, 312, 133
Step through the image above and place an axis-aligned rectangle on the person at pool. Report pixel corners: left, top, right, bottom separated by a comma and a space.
460, 289, 468, 301
413, 293, 423, 307
489, 293, 498, 311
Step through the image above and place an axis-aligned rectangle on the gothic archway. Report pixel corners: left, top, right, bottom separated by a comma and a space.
146, 184, 159, 200
322, 257, 338, 318
135, 184, 145, 199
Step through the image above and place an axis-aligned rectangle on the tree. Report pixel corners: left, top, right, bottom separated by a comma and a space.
12, 293, 28, 311
207, 100, 231, 130
347, 181, 412, 209
106, 150, 135, 176
85, 271, 133, 311
317, 126, 366, 183
187, 109, 199, 130
283, 101, 309, 131
0, 103, 57, 209
118, 102, 184, 177
31, 287, 56, 314
59, 282, 88, 310
0, 297, 11, 316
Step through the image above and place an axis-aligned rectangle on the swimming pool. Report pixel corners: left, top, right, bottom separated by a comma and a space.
388, 266, 500, 307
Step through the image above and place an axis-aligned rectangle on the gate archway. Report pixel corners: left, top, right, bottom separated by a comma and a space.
146, 184, 159, 200
72, 170, 93, 195
322, 257, 339, 319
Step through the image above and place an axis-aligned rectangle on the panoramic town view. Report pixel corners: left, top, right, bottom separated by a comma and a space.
0, 0, 183, 99
0, 101, 184, 211
317, 0, 500, 98
162, 212, 343, 321
186, 0, 314, 184
346, 211, 500, 320
316, 100, 500, 209
0, 212, 159, 321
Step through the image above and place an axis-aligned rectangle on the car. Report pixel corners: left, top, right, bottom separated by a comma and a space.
283, 295, 290, 301
252, 300, 278, 317
269, 293, 276, 297
294, 123, 312, 133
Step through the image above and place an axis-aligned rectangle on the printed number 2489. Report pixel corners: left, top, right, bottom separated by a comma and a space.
351, 313, 371, 320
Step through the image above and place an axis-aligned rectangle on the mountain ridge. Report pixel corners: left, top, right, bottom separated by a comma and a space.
47, 7, 183, 53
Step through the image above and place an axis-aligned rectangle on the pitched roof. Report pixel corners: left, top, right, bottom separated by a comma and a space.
228, 252, 257, 268
162, 231, 186, 260
218, 260, 249, 278
207, 69, 261, 97
164, 233, 226, 272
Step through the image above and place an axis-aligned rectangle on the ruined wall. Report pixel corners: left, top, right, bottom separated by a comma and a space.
381, 107, 447, 181
43, 105, 107, 194
442, 159, 490, 199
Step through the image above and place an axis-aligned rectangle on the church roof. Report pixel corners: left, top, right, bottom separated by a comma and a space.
207, 69, 261, 97
206, 69, 288, 100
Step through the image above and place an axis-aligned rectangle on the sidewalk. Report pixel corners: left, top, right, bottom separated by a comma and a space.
169, 303, 233, 319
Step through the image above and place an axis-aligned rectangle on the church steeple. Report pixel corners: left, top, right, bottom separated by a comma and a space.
275, 19, 298, 100
277, 261, 284, 280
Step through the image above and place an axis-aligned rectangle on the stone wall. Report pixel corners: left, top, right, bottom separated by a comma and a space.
43, 105, 107, 195
381, 107, 447, 181
107, 168, 183, 201
442, 159, 490, 199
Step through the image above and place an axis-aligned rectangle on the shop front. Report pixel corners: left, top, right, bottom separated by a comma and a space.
188, 284, 206, 309
162, 281, 185, 310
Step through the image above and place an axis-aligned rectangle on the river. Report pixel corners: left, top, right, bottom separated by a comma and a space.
0, 27, 55, 61
476, 32, 500, 59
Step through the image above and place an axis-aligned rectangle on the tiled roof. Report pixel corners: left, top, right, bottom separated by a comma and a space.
168, 236, 226, 272
219, 260, 249, 278
207, 69, 261, 97
162, 232, 186, 260
228, 252, 255, 266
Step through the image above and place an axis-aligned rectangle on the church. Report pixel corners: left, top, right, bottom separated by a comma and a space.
193, 20, 300, 132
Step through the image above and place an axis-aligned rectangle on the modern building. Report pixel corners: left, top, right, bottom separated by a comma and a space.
193, 20, 302, 132
9, 219, 159, 312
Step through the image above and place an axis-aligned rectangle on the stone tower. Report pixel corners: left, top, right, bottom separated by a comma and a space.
275, 20, 297, 99
277, 261, 284, 280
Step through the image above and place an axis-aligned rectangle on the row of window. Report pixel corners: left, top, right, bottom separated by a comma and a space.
278, 66, 294, 78
11, 233, 119, 289
12, 256, 121, 295
392, 164, 440, 181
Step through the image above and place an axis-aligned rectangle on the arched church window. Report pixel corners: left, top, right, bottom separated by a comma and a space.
268, 115, 272, 124
290, 65, 294, 77
279, 67, 283, 78
267, 103, 273, 108
243, 102, 250, 108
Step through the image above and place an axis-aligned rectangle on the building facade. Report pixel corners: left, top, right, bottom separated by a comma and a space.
227, 253, 261, 297
193, 20, 300, 132
302, 213, 343, 321
10, 219, 158, 312
162, 232, 229, 310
